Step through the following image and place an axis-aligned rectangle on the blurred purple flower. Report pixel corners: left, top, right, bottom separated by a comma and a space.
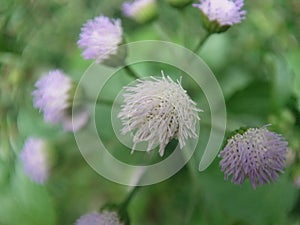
33, 70, 71, 124
122, 0, 157, 23
219, 127, 288, 188
77, 16, 123, 63
118, 72, 201, 156
75, 211, 123, 225
20, 137, 49, 184
32, 70, 89, 132
193, 0, 246, 26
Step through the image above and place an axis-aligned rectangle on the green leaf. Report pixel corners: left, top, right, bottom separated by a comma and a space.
286, 50, 300, 111
226, 81, 271, 126
219, 67, 253, 99
0, 164, 56, 225
265, 54, 293, 111
17, 105, 59, 139
198, 162, 298, 225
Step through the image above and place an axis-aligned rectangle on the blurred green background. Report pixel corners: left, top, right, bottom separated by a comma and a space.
1, 0, 300, 224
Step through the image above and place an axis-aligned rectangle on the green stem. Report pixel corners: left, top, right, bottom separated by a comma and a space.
184, 149, 208, 225
118, 185, 141, 213
178, 151, 199, 225
193, 32, 211, 53
117, 152, 161, 213
75, 98, 115, 106
95, 98, 115, 106
124, 65, 140, 80
117, 154, 160, 216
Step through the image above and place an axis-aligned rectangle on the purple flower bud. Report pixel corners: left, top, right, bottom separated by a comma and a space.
193, 0, 246, 32
77, 16, 123, 64
219, 127, 288, 189
20, 137, 49, 184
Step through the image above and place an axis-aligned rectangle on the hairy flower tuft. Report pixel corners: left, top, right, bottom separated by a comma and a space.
219, 127, 288, 188
77, 15, 123, 63
193, 0, 246, 28
20, 137, 49, 184
32, 70, 89, 131
118, 72, 201, 156
75, 211, 123, 225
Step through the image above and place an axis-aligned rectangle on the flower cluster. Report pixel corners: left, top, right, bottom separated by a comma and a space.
77, 0, 246, 63
219, 127, 288, 188
118, 73, 201, 156
20, 137, 49, 184
20, 2, 293, 225
32, 70, 89, 132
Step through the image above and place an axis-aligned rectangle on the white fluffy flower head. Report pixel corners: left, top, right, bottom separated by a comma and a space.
193, 0, 246, 26
118, 72, 201, 156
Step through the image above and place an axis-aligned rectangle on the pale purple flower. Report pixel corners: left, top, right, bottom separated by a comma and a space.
122, 0, 157, 23
118, 72, 201, 156
77, 16, 123, 63
32, 70, 89, 132
219, 127, 288, 188
193, 0, 246, 26
75, 211, 123, 225
33, 70, 72, 124
20, 137, 49, 184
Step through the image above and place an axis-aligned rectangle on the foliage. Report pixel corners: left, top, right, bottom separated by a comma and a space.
1, 0, 300, 224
